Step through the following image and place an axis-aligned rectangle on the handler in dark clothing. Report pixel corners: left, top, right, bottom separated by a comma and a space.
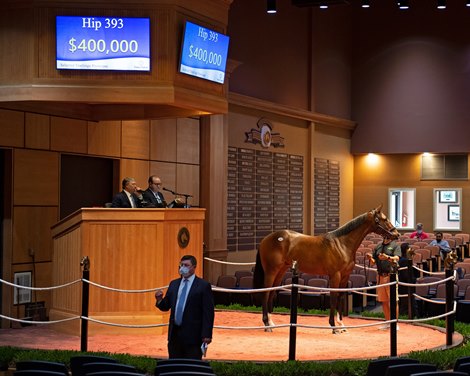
366, 237, 401, 329
398, 242, 416, 316
155, 255, 214, 359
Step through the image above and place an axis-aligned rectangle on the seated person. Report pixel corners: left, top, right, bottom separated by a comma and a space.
111, 177, 143, 208
410, 223, 429, 240
142, 175, 167, 208
430, 231, 451, 261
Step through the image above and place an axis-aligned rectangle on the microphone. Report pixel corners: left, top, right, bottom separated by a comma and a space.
163, 187, 176, 195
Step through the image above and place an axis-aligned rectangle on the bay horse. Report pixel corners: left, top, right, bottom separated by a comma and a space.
253, 204, 400, 334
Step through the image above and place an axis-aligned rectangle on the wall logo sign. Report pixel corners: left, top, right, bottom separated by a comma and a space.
245, 118, 285, 148
178, 227, 190, 248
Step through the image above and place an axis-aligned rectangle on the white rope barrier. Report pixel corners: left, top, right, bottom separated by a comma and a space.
0, 314, 80, 325
214, 323, 290, 330
399, 301, 457, 322
0, 268, 461, 333
0, 278, 82, 290
83, 316, 168, 328
82, 279, 168, 293
204, 257, 256, 266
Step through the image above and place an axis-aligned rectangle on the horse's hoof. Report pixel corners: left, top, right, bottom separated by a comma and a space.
340, 328, 348, 333
264, 327, 273, 333
332, 329, 341, 334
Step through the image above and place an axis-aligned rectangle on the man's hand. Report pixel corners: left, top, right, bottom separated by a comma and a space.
202, 337, 212, 345
155, 290, 163, 303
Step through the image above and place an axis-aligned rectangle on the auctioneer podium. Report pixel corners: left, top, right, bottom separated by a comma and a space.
49, 208, 205, 335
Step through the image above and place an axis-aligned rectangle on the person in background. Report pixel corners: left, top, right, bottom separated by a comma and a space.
366, 236, 401, 329
398, 242, 416, 316
430, 231, 451, 264
409, 223, 429, 240
155, 255, 214, 359
142, 175, 167, 208
111, 177, 143, 208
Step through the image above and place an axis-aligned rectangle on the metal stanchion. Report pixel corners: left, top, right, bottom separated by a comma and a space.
389, 271, 397, 357
288, 262, 298, 361
406, 258, 414, 319
445, 266, 455, 346
80, 256, 90, 352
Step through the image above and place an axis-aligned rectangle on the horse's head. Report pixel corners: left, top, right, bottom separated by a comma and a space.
370, 204, 400, 240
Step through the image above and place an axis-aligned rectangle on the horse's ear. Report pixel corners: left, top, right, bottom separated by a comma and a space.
375, 203, 383, 213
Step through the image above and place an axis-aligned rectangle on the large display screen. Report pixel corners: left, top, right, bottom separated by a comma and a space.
179, 21, 230, 84
56, 16, 150, 71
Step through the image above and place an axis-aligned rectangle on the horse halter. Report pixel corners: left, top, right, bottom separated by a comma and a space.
373, 211, 397, 238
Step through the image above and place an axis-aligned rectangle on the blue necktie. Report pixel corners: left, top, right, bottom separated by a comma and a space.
175, 279, 188, 325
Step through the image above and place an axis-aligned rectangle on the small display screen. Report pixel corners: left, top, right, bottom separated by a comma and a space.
56, 16, 151, 71
179, 21, 230, 84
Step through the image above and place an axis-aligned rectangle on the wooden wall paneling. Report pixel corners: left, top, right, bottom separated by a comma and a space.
25, 113, 50, 150
150, 161, 176, 203
50, 117, 87, 153
0, 8, 34, 83
12, 206, 58, 264
86, 223, 162, 313
177, 164, 200, 207
122, 120, 150, 159
32, 262, 53, 312
13, 149, 59, 206
150, 119, 177, 162
120, 158, 150, 191
0, 109, 24, 148
200, 114, 227, 251
176, 118, 200, 164
88, 120, 121, 157
50, 226, 82, 334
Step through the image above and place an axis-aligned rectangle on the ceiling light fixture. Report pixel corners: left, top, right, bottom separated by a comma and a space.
398, 0, 409, 10
467, 0, 470, 6
437, 0, 446, 9
267, 0, 277, 14
319, 3, 329, 9
362, 0, 370, 8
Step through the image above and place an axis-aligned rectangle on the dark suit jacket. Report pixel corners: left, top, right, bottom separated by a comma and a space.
156, 276, 214, 345
142, 188, 167, 208
110, 191, 141, 208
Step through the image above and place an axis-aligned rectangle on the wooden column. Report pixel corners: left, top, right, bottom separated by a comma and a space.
200, 114, 229, 285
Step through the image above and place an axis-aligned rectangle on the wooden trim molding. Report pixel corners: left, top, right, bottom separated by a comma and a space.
228, 92, 356, 132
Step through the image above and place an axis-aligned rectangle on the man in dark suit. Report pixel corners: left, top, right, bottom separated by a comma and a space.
142, 175, 167, 208
111, 177, 143, 208
155, 255, 214, 359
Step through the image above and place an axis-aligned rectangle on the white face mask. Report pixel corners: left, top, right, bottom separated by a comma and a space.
179, 265, 190, 276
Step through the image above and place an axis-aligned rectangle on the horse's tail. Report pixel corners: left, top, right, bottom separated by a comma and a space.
253, 249, 265, 289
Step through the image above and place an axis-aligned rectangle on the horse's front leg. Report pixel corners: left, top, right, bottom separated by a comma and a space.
335, 292, 347, 333
329, 291, 341, 334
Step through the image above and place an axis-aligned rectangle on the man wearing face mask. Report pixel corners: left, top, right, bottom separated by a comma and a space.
155, 255, 214, 359
409, 223, 429, 240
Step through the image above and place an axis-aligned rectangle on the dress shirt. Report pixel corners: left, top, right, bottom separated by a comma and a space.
124, 190, 136, 208
176, 273, 195, 317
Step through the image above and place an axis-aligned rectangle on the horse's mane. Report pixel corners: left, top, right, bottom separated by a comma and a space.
326, 212, 369, 239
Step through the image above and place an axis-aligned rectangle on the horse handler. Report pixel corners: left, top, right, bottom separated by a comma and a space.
366, 237, 401, 330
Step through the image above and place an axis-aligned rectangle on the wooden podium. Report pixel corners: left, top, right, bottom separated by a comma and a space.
49, 208, 205, 335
